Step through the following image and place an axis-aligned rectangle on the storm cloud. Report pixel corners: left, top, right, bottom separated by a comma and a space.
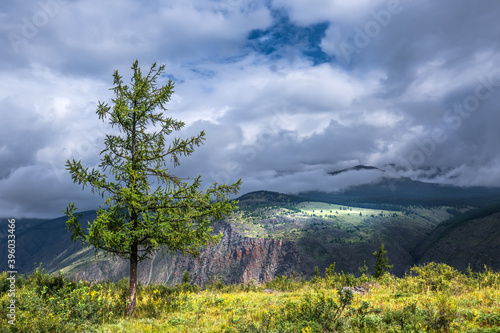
1, 0, 500, 217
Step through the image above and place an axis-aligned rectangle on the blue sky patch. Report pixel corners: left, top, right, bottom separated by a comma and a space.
246, 10, 332, 65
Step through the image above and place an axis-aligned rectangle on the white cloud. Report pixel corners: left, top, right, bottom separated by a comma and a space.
1, 0, 500, 217
271, 0, 387, 26
401, 55, 500, 103
242, 168, 386, 194
170, 57, 387, 142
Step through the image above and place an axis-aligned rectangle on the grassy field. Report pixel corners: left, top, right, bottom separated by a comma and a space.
1, 263, 499, 332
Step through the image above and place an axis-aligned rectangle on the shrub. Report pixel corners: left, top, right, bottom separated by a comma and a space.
325, 263, 336, 278
232, 288, 354, 332
409, 262, 464, 293
382, 301, 428, 332
0, 268, 123, 332
469, 265, 500, 289
264, 275, 300, 292
205, 274, 227, 292
325, 271, 366, 288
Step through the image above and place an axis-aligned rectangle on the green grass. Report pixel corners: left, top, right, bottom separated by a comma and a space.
1, 263, 499, 332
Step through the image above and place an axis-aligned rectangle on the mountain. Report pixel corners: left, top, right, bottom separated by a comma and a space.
414, 203, 500, 271
301, 176, 500, 208
0, 211, 97, 274
236, 190, 306, 207
328, 165, 381, 176
2, 182, 500, 284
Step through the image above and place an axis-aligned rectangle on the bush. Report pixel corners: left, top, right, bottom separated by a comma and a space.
382, 301, 428, 332
205, 274, 227, 292
232, 288, 354, 332
469, 265, 500, 289
324, 271, 368, 288
408, 262, 464, 293
0, 268, 123, 332
264, 275, 301, 292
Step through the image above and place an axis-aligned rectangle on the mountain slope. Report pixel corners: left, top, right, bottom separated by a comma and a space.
0, 211, 97, 273
415, 203, 500, 271
229, 195, 459, 276
301, 177, 500, 208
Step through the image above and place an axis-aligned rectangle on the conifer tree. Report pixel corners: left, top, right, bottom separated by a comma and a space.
65, 60, 241, 317
373, 244, 393, 278
182, 271, 190, 284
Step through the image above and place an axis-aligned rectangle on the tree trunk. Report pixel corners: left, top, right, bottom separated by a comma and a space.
127, 111, 138, 317
126, 241, 138, 317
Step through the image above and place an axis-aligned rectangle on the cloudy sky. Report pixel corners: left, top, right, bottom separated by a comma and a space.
1, 0, 500, 218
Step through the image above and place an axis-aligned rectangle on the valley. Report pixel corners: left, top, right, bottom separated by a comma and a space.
2, 180, 499, 286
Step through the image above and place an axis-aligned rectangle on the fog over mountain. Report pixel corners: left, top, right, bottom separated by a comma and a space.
1, 0, 500, 218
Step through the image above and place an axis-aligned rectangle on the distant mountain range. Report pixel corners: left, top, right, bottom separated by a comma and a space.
1, 178, 500, 285
308, 172, 500, 208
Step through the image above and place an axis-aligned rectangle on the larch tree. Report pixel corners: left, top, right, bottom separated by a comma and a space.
373, 244, 393, 278
65, 60, 241, 317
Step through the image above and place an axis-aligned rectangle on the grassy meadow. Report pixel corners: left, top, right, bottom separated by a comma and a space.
1, 263, 499, 332
228, 201, 459, 241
